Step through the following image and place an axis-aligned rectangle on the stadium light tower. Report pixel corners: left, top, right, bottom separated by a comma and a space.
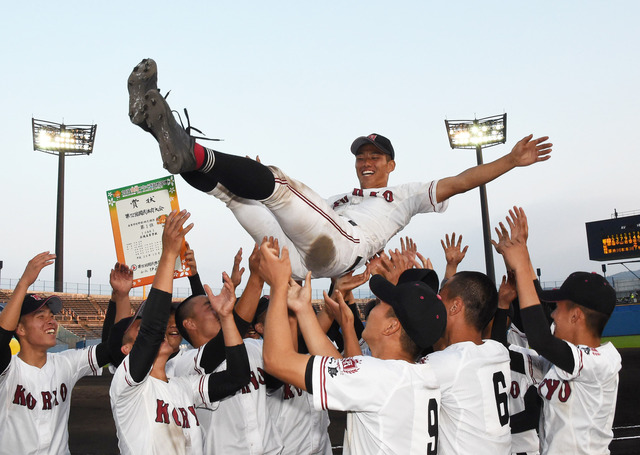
444, 113, 507, 284
32, 119, 97, 292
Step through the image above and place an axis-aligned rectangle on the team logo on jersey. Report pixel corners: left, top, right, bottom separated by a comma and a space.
339, 358, 361, 375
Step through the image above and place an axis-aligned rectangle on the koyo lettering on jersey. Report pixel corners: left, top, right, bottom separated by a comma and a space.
12, 383, 68, 410
282, 383, 303, 400
538, 378, 572, 403
332, 189, 396, 209
155, 399, 200, 428
241, 367, 266, 394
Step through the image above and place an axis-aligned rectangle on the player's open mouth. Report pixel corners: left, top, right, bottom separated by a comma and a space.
45, 329, 56, 335
362, 171, 374, 176
167, 330, 180, 336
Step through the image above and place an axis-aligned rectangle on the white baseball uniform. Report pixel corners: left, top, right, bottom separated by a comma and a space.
109, 353, 210, 455
421, 340, 512, 454
507, 329, 540, 455
268, 384, 332, 455
0, 346, 101, 455
209, 168, 448, 279
176, 338, 283, 455
312, 355, 441, 455
516, 341, 621, 455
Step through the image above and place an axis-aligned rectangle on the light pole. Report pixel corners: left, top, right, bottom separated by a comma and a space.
32, 119, 97, 292
87, 269, 92, 296
444, 113, 507, 284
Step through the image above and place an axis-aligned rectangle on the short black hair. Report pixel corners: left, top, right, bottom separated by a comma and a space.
174, 294, 201, 346
445, 271, 498, 331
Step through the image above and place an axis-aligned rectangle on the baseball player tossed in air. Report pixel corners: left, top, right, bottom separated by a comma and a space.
127, 58, 553, 280
109, 209, 251, 455
493, 207, 621, 455
0, 252, 110, 455
259, 238, 448, 455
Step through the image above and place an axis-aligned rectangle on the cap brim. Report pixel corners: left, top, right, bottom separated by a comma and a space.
44, 296, 63, 315
538, 288, 566, 303
350, 137, 392, 158
369, 275, 397, 305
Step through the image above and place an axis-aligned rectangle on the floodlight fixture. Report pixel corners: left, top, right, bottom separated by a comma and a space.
443, 113, 507, 284
445, 114, 506, 150
32, 118, 97, 292
32, 119, 96, 156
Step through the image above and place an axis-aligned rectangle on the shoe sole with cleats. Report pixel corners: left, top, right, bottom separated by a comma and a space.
128, 58, 158, 127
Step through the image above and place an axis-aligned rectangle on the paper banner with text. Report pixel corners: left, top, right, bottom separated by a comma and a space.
106, 176, 193, 287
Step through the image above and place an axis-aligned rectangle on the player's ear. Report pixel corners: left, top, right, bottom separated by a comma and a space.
383, 317, 401, 336
15, 321, 26, 337
449, 297, 463, 317
387, 159, 396, 173
184, 318, 196, 331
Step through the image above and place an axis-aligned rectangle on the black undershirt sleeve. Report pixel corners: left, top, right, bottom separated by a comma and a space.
521, 306, 575, 373
0, 326, 13, 375
510, 385, 542, 434
102, 300, 116, 344
198, 311, 251, 374
348, 303, 365, 340
188, 273, 206, 297
509, 349, 526, 374
490, 308, 510, 347
207, 343, 251, 402
304, 356, 315, 394
129, 288, 172, 383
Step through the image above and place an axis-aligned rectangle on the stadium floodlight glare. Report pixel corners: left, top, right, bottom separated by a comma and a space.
445, 114, 506, 150
32, 119, 97, 292
32, 119, 97, 155
443, 113, 507, 284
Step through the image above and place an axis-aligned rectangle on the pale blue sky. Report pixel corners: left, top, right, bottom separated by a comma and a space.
2, 1, 639, 293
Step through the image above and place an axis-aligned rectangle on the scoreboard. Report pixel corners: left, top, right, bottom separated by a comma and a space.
586, 214, 640, 261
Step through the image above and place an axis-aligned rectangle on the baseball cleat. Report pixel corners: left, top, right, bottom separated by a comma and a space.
128, 58, 158, 128
142, 89, 197, 174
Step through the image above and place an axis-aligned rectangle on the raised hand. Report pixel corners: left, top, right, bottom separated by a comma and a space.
20, 252, 56, 287
333, 269, 371, 295
287, 272, 312, 314
110, 262, 133, 297
441, 233, 468, 267
258, 238, 291, 287
184, 241, 198, 275
230, 248, 245, 288
498, 271, 517, 310
162, 210, 193, 258
205, 272, 236, 319
509, 135, 552, 167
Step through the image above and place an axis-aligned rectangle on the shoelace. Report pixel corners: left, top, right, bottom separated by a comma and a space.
166, 91, 222, 142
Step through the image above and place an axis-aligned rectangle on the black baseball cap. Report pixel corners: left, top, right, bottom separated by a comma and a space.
351, 133, 395, 160
397, 268, 439, 294
20, 294, 62, 316
369, 275, 447, 349
538, 272, 616, 316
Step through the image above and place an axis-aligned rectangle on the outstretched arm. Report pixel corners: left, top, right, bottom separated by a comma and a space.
436, 135, 552, 203
492, 207, 574, 373
260, 240, 311, 391
0, 252, 56, 373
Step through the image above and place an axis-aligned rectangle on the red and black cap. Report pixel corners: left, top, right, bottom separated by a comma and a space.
20, 294, 62, 316
538, 272, 616, 316
351, 133, 395, 160
369, 275, 446, 349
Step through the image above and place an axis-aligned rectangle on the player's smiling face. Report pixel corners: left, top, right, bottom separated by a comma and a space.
355, 145, 396, 189
361, 299, 391, 353
165, 313, 182, 353
16, 307, 59, 349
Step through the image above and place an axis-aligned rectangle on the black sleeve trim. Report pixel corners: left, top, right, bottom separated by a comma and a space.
0, 326, 13, 374
510, 385, 542, 433
305, 356, 315, 393
509, 349, 526, 374
521, 306, 575, 373
129, 288, 172, 382
348, 303, 365, 340
198, 310, 251, 374
188, 273, 206, 296
490, 308, 510, 346
207, 343, 250, 402
102, 300, 116, 343
94, 342, 111, 367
